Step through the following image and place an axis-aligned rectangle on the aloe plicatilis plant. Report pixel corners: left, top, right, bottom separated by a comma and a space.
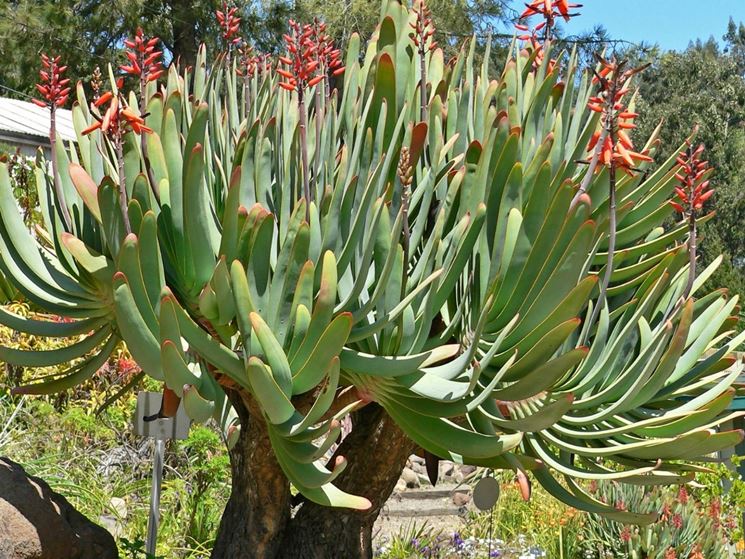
0, 1, 743, 556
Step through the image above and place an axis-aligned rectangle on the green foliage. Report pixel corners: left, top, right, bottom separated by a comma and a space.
0, 0, 294, 96
1, 0, 744, 524
463, 475, 583, 559
0, 372, 230, 557
694, 455, 745, 543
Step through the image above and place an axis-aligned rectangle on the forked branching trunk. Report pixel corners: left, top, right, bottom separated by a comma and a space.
211, 396, 413, 559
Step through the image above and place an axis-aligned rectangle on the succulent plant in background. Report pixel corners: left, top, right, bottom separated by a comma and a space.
580, 482, 735, 559
0, 0, 744, 557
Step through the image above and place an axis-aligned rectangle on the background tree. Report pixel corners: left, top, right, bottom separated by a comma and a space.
0, 0, 293, 95
0, 0, 511, 98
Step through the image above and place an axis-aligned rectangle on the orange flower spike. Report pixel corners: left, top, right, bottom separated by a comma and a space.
217, 2, 242, 46
34, 53, 70, 108
121, 28, 163, 83
673, 141, 713, 216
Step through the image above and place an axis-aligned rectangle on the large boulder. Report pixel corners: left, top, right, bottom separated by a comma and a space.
0, 457, 118, 559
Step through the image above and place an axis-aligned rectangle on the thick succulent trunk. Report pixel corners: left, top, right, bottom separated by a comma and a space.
211, 390, 291, 559
211, 401, 413, 559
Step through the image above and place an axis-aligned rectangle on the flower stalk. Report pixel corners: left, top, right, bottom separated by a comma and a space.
411, 1, 435, 122
582, 56, 652, 337
34, 54, 72, 230
671, 141, 713, 299
122, 28, 164, 203
237, 44, 256, 120
278, 19, 343, 221
82, 89, 154, 233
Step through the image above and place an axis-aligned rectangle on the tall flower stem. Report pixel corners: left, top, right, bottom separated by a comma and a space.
585, 78, 618, 339
684, 211, 697, 299
243, 74, 251, 121
669, 141, 713, 308
415, 1, 429, 123
115, 132, 132, 234
314, 82, 324, 187
298, 89, 311, 221
49, 105, 72, 230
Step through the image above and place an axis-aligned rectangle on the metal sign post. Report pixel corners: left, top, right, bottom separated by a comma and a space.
133, 392, 191, 557
146, 438, 165, 556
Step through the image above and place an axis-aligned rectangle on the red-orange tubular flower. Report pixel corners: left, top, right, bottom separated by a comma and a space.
411, 0, 437, 53
671, 142, 713, 215
586, 56, 652, 176
520, 0, 582, 25
515, 24, 553, 71
237, 49, 272, 80
82, 92, 153, 137
278, 20, 325, 93
33, 54, 71, 109
308, 18, 345, 80
121, 28, 163, 83
516, 1, 580, 69
217, 2, 241, 46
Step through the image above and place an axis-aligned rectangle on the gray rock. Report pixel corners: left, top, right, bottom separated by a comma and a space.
409, 454, 425, 465
451, 491, 471, 507
401, 467, 420, 488
0, 457, 117, 559
441, 462, 455, 478
109, 497, 127, 519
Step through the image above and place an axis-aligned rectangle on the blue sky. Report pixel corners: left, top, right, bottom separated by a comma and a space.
508, 0, 745, 51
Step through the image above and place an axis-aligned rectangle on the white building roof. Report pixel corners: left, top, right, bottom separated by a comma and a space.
0, 97, 76, 145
